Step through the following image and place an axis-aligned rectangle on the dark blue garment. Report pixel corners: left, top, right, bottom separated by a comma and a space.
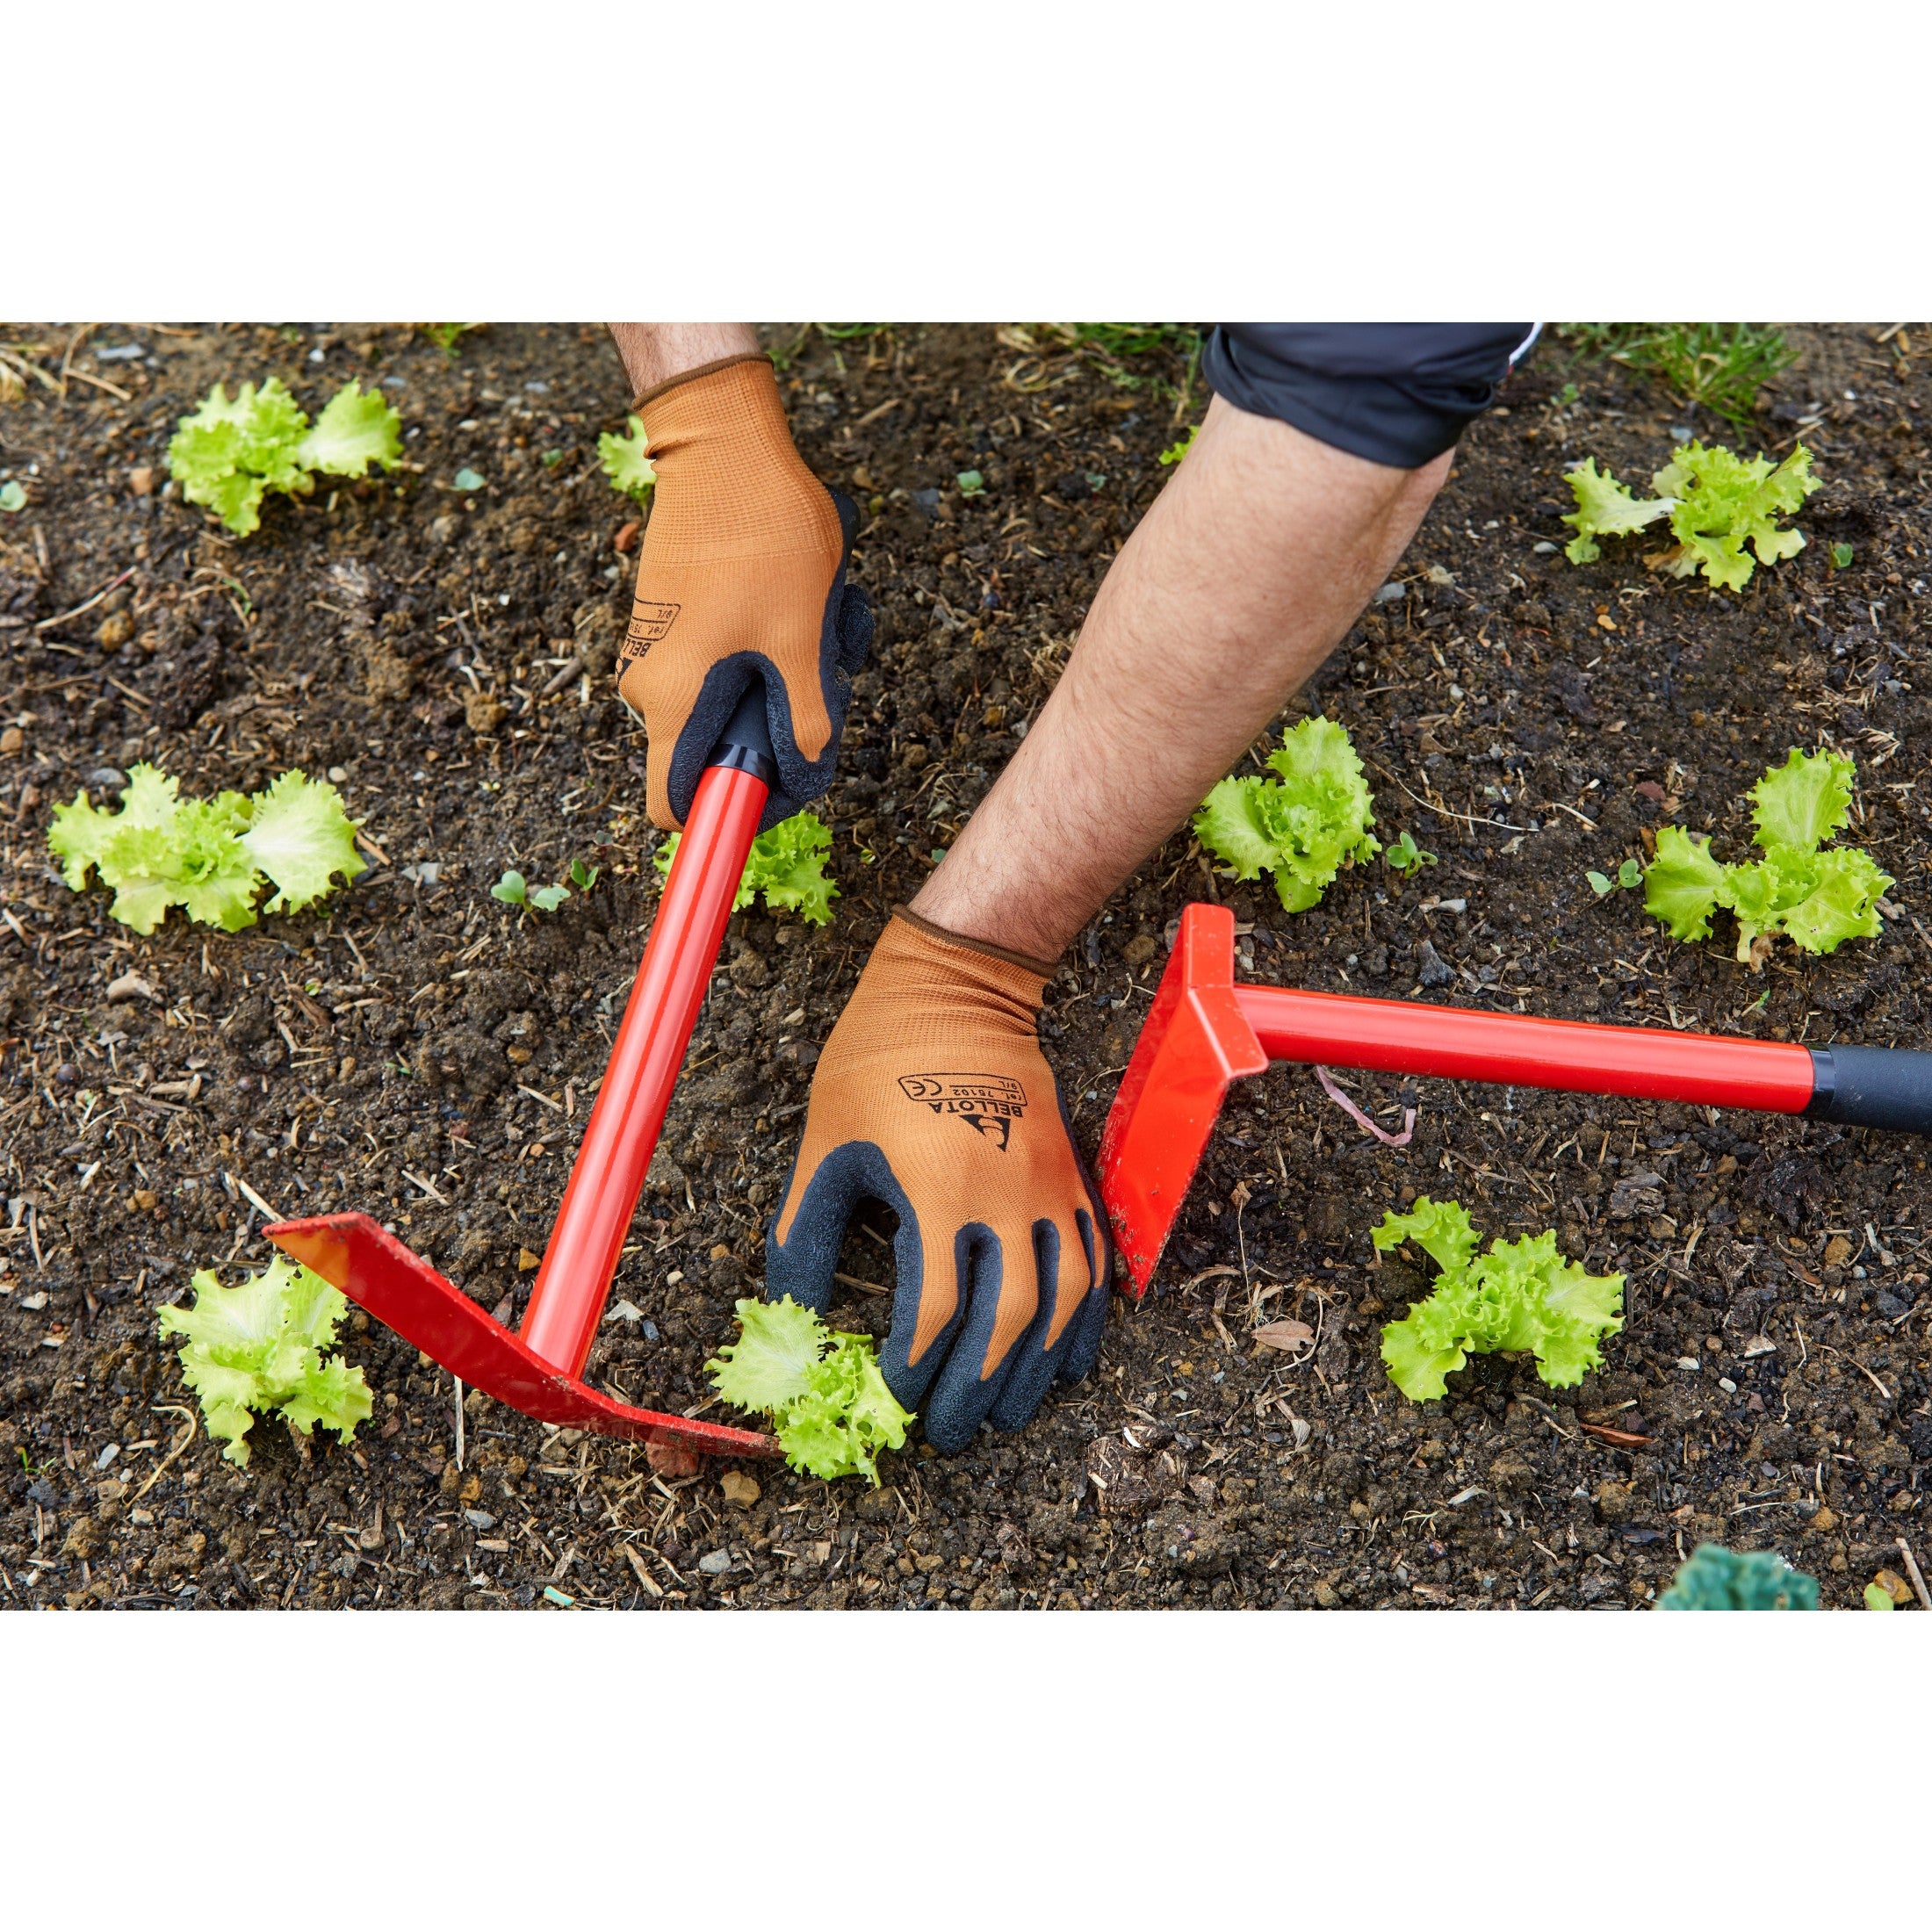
1203, 323, 1538, 468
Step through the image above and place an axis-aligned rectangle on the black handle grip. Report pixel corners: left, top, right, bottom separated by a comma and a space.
709, 679, 777, 786
1806, 1045, 1932, 1135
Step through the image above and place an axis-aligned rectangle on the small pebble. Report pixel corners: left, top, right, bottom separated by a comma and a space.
464, 1509, 496, 1531
328, 766, 350, 783
86, 766, 126, 789
1416, 939, 1455, 988
696, 1549, 732, 1575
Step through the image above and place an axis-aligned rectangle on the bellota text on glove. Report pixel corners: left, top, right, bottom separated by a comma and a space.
616, 352, 873, 831
766, 907, 1111, 1453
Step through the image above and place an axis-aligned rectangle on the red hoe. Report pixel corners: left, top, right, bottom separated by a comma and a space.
1099, 902, 1932, 1296
267, 692, 785, 1462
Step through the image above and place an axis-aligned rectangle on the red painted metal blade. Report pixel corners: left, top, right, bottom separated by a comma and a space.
1097, 905, 1265, 1298
268, 1213, 780, 1459
1232, 983, 1816, 1114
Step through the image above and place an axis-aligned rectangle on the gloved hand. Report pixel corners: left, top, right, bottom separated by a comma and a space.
766, 907, 1111, 1453
616, 352, 873, 832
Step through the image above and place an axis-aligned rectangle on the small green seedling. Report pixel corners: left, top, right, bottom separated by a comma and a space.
956, 469, 985, 497
598, 415, 655, 504
1657, 1542, 1818, 1610
1831, 542, 1854, 569
451, 467, 484, 494
166, 377, 402, 537
656, 809, 838, 926
1158, 423, 1200, 466
158, 1257, 373, 1467
1865, 1581, 1896, 1611
708, 1296, 912, 1484
1193, 717, 1380, 912
1587, 857, 1644, 896
50, 764, 364, 934
1374, 1197, 1625, 1402
0, 480, 25, 513
1384, 831, 1437, 874
492, 858, 599, 916
1641, 746, 1892, 968
422, 323, 479, 357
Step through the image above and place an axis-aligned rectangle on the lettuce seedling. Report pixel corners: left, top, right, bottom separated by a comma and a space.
655, 808, 839, 926
598, 415, 656, 503
1657, 1543, 1818, 1611
1641, 746, 1892, 967
1193, 717, 1380, 912
167, 377, 402, 537
49, 764, 364, 934
1373, 1196, 1625, 1402
1561, 440, 1819, 591
707, 1296, 912, 1484
158, 1257, 373, 1467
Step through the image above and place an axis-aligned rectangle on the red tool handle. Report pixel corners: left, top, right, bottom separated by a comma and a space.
1233, 983, 1818, 1114
519, 742, 770, 1377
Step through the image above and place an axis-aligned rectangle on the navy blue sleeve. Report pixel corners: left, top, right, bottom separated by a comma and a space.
1201, 323, 1538, 469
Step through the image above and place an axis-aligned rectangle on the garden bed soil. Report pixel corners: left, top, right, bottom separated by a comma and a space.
3, 321, 1929, 1612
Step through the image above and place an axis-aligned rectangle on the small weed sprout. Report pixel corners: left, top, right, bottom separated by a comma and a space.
492, 858, 601, 916
1384, 830, 1437, 874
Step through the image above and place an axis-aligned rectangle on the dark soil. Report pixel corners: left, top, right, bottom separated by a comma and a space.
3, 321, 1929, 1612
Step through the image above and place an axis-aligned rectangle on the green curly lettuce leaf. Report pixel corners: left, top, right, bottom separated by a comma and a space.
1763, 845, 1890, 956
1639, 746, 1894, 965
1561, 456, 1675, 564
1374, 1200, 1624, 1403
1193, 717, 1380, 914
1642, 825, 1727, 941
1371, 1194, 1480, 1278
157, 1257, 372, 1466
1749, 746, 1854, 853
598, 415, 657, 502
238, 770, 366, 915
1652, 442, 1819, 591
656, 809, 838, 925
705, 1295, 824, 1412
168, 376, 405, 536
48, 762, 360, 934
1658, 1543, 1819, 1611
1560, 439, 1817, 589
296, 381, 403, 477
707, 1297, 913, 1485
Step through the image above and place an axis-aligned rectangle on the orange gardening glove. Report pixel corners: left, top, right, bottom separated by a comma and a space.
616, 352, 873, 832
766, 908, 1111, 1453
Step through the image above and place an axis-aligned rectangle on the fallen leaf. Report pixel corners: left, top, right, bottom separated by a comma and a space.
1252, 1318, 1315, 1353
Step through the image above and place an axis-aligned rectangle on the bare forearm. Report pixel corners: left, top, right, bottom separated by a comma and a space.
607, 323, 760, 397
912, 396, 1450, 961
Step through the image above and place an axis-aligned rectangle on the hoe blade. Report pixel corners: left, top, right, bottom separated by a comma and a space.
268, 1212, 780, 1460
1097, 905, 1266, 1297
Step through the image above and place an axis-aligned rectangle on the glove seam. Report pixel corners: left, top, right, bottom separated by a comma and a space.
631, 350, 774, 412
890, 903, 1058, 977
